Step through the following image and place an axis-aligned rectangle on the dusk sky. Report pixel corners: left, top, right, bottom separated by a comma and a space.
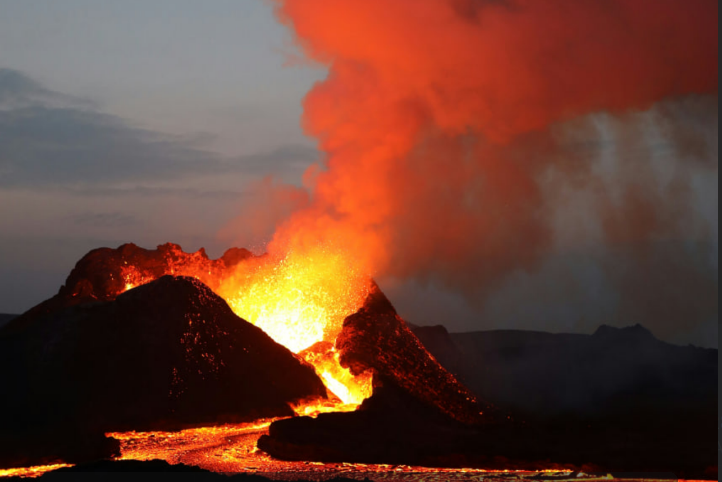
0, 0, 717, 347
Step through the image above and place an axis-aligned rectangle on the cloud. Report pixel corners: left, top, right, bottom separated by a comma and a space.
0, 105, 221, 187
0, 68, 318, 188
0, 68, 95, 110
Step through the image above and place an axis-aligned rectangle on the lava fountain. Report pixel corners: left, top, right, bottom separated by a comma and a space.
118, 243, 374, 410
216, 247, 374, 408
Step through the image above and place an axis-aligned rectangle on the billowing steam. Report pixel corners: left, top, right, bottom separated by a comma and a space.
228, 0, 718, 342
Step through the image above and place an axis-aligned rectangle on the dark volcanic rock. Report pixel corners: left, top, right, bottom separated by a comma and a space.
0, 313, 16, 329
5, 243, 254, 333
0, 432, 121, 471
258, 375, 482, 467
260, 373, 716, 477
336, 283, 499, 425
258, 285, 506, 468
0, 276, 326, 468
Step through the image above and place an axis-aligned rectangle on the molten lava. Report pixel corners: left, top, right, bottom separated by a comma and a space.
121, 264, 146, 292
299, 341, 373, 407
218, 248, 369, 353
0, 465, 73, 479
218, 247, 373, 409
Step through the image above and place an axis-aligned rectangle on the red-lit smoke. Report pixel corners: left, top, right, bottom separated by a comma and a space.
254, 0, 718, 307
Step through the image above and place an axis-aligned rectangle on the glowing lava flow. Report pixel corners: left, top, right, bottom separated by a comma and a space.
0, 465, 72, 478
104, 423, 592, 481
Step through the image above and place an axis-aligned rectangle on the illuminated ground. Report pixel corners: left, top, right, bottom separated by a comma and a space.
0, 420, 701, 481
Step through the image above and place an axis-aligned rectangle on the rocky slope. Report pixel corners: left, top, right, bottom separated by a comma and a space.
0, 275, 326, 468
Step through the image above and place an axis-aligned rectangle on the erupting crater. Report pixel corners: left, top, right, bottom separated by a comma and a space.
1, 242, 496, 477
215, 248, 374, 409
25, 242, 378, 414
117, 244, 375, 412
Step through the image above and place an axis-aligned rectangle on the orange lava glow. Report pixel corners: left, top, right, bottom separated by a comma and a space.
218, 248, 370, 353
121, 263, 146, 292
4, 424, 696, 480
116, 244, 374, 410
102, 424, 605, 481
0, 432, 713, 482
0, 464, 72, 478
216, 246, 373, 409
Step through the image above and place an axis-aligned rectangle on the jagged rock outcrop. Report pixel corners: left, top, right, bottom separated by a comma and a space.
336, 282, 499, 425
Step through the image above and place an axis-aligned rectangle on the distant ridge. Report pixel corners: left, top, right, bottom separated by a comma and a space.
410, 321, 707, 349
409, 322, 716, 418
592, 323, 656, 342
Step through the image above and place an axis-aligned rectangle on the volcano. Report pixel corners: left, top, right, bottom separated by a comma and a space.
1, 243, 717, 479
5, 243, 495, 419
0, 243, 498, 471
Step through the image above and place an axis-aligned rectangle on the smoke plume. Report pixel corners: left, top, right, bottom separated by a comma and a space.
236, 0, 718, 339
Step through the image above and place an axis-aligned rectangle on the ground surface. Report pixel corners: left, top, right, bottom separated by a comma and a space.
0, 421, 694, 481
